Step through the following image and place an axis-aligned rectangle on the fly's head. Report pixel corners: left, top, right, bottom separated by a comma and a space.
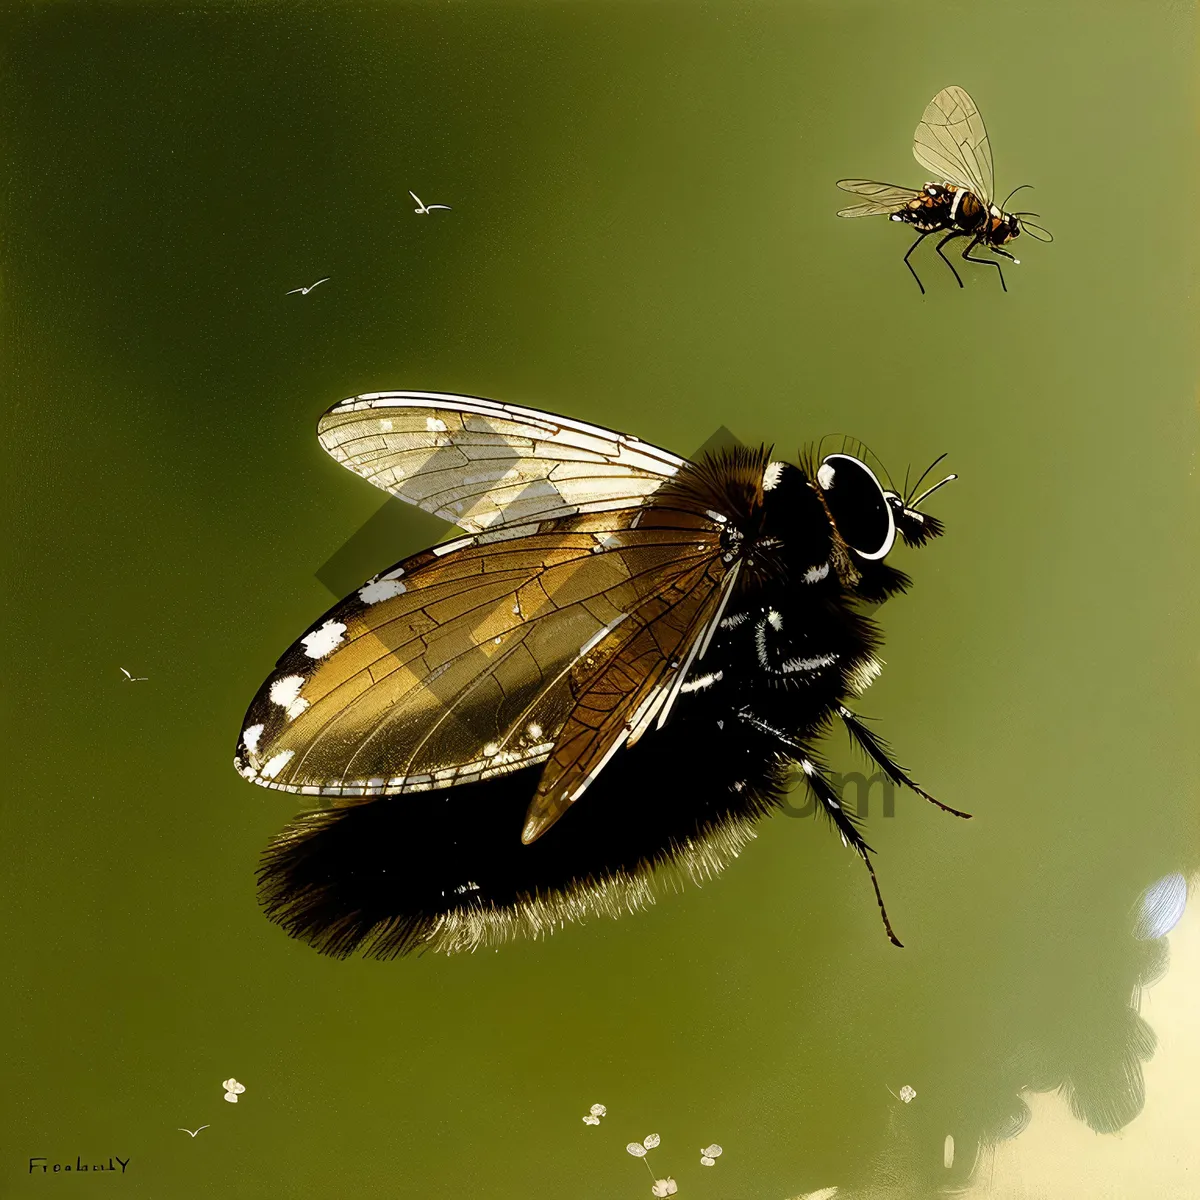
803, 449, 956, 604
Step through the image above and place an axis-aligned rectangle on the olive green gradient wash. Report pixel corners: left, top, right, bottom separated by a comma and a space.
2, 2, 1197, 1198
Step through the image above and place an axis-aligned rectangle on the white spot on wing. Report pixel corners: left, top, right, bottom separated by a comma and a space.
817, 462, 836, 490
379, 418, 393, 432
359, 577, 406, 604
268, 674, 310, 719
425, 417, 448, 432
762, 461, 785, 491
260, 750, 295, 779
301, 620, 346, 659
804, 561, 830, 583
241, 724, 264, 753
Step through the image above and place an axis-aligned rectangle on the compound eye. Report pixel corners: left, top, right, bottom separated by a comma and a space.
817, 454, 897, 560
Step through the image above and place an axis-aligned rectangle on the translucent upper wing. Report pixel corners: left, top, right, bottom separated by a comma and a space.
317, 391, 686, 532
912, 86, 994, 205
835, 179, 923, 217
234, 505, 729, 833
520, 553, 739, 843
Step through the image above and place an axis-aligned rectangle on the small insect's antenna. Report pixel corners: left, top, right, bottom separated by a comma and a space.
1000, 182, 1034, 210
904, 453, 948, 507
909, 473, 957, 510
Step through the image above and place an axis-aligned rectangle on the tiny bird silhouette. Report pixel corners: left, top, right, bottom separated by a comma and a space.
177, 1126, 209, 1137
286, 278, 330, 296
119, 668, 148, 682
409, 191, 451, 214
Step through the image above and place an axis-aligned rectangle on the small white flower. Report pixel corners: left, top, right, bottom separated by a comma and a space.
651, 1179, 678, 1197
590, 1103, 607, 1117
700, 1143, 723, 1166
627, 1143, 648, 1158
222, 1078, 246, 1103
583, 1115, 601, 1125
899, 1085, 916, 1104
642, 1133, 661, 1150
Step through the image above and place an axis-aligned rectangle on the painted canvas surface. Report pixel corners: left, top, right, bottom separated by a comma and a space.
2, 2, 1197, 1198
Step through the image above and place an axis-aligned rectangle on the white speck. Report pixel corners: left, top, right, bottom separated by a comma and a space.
589, 1103, 606, 1117
1134, 873, 1188, 939
241, 724, 264, 753
301, 620, 346, 659
379, 418, 393, 432
118, 666, 149, 682
285, 277, 329, 296
359, 577, 406, 604
627, 1143, 648, 1158
493, 636, 502, 644
680, 670, 723, 694
528, 723, 543, 739
847, 656, 884, 695
944, 1134, 955, 1168
804, 562, 830, 583
796, 1190, 839, 1200
642, 1134, 661, 1150
425, 417, 448, 432
899, 1085, 916, 1104
410, 190, 452, 214
700, 1143, 723, 1166
484, 743, 499, 756
780, 652, 838, 673
260, 750, 295, 779
762, 461, 785, 491
583, 1114, 601, 1125
817, 462, 836, 490
768, 609, 783, 631
221, 1078, 246, 1103
652, 1181, 677, 1198
178, 1125, 210, 1137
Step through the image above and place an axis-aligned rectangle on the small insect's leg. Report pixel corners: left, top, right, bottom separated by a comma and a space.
990, 246, 1018, 263
902, 232, 930, 295
934, 232, 966, 288
837, 705, 971, 818
962, 236, 1006, 292
798, 756, 903, 948
734, 708, 902, 946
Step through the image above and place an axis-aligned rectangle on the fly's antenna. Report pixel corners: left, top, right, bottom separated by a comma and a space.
909, 472, 957, 510
1000, 182, 1034, 210
904, 453, 948, 507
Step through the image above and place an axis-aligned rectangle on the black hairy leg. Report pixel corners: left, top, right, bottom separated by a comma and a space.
735, 706, 903, 947
837, 705, 971, 818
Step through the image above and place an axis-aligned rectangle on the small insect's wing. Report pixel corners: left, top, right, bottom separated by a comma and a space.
520, 541, 737, 843
835, 179, 923, 217
234, 507, 725, 805
317, 392, 685, 532
912, 86, 994, 206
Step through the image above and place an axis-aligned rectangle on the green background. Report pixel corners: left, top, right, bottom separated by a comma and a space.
2, 2, 1197, 1197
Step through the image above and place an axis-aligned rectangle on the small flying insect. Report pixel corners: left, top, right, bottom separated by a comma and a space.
234, 392, 965, 958
837, 85, 1052, 293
